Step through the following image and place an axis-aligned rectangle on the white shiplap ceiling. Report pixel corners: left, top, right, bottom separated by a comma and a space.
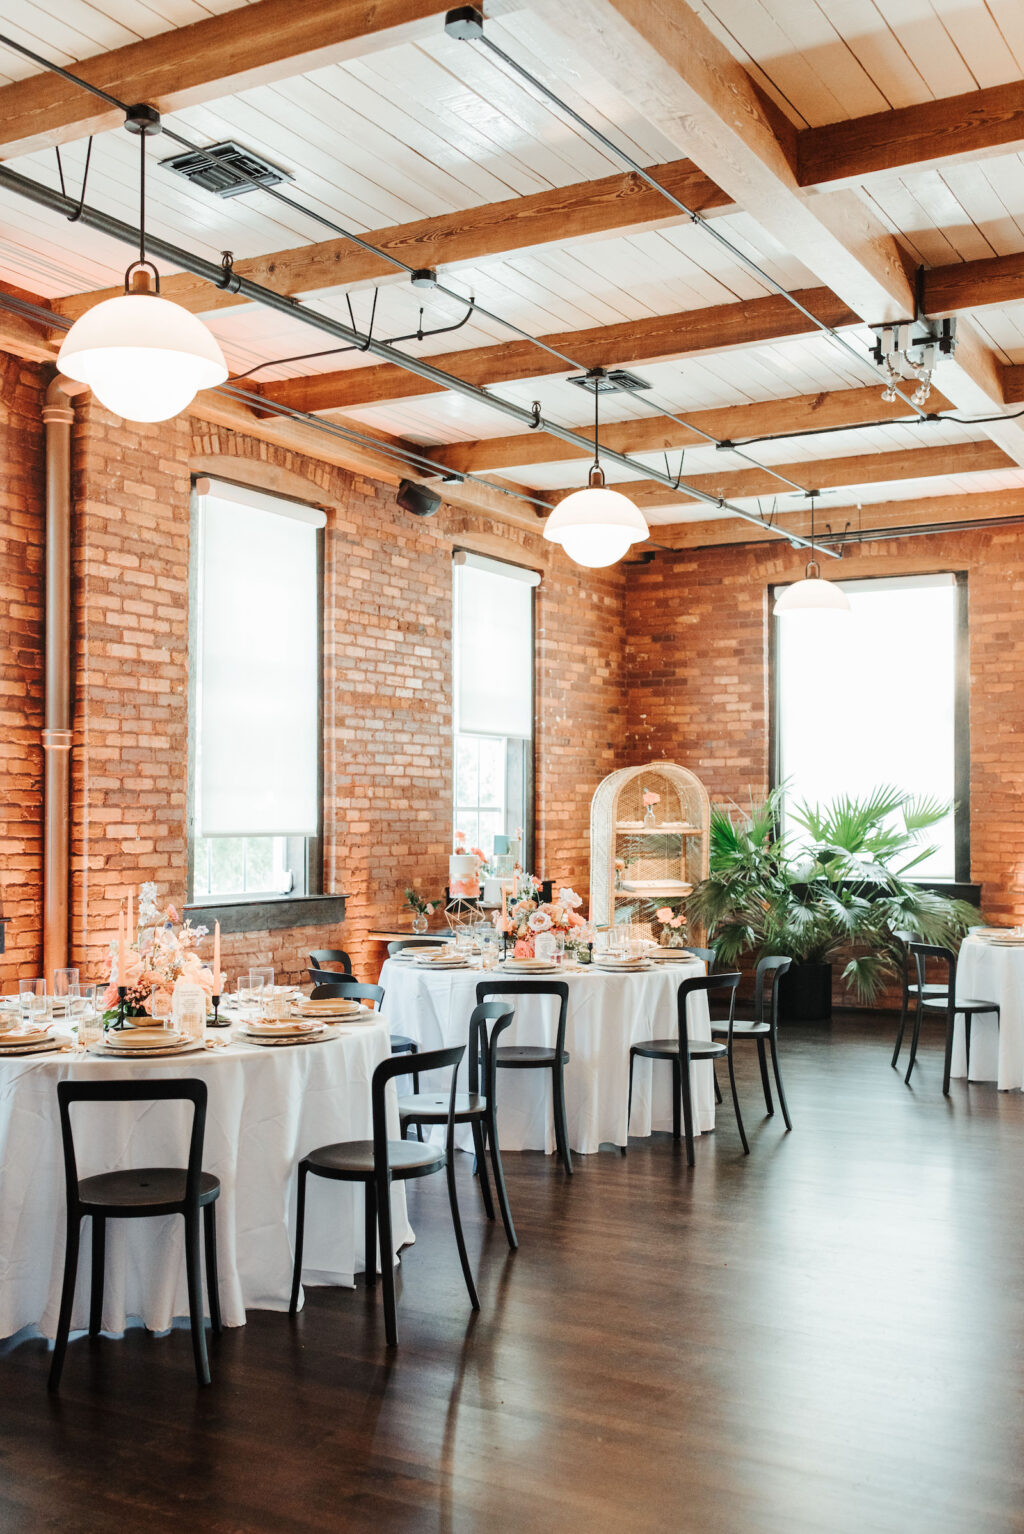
0, 0, 1022, 528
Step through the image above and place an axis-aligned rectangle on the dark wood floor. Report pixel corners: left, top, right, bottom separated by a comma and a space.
3, 1016, 1024, 1534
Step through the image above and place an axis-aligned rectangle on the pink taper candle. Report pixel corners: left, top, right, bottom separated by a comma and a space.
116, 904, 125, 985
127, 887, 133, 943
213, 920, 221, 994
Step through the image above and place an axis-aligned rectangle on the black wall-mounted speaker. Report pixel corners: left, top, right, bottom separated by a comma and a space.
397, 479, 442, 518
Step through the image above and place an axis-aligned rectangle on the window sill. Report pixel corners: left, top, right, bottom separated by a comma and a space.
184, 893, 347, 935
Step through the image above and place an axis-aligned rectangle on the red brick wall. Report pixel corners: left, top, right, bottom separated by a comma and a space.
2, 375, 628, 990
625, 530, 1024, 929
0, 357, 45, 977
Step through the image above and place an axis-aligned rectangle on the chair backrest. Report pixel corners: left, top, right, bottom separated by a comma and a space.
475, 979, 569, 1056
371, 1045, 465, 1168
467, 1000, 516, 1096
752, 956, 792, 1028
311, 980, 385, 1010
677, 972, 741, 1044
56, 1078, 208, 1213
684, 946, 716, 969
309, 949, 352, 975
387, 940, 440, 957
909, 942, 955, 1000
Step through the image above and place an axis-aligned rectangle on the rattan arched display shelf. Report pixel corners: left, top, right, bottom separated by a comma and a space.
590, 762, 711, 942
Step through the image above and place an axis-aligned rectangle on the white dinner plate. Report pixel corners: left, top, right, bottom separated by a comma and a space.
0, 1036, 63, 1057
91, 1036, 206, 1058
240, 1025, 341, 1048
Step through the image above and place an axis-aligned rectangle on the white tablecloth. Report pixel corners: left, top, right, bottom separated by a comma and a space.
953, 937, 1024, 1088
378, 958, 715, 1155
0, 1021, 413, 1342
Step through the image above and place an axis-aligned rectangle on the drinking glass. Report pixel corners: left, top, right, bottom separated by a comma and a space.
53, 968, 79, 1004
249, 973, 267, 1014
75, 984, 101, 1052
479, 934, 499, 971
552, 933, 566, 967
455, 925, 474, 956
235, 978, 252, 1019
19, 978, 47, 1028
250, 967, 274, 994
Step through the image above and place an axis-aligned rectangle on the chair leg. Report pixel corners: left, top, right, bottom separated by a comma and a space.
757, 1039, 774, 1116
89, 1215, 105, 1338
289, 1163, 308, 1315
626, 1051, 636, 1145
364, 1179, 377, 1287
203, 1202, 222, 1335
183, 1211, 211, 1387
769, 1032, 793, 1132
486, 1110, 517, 1251
712, 1065, 722, 1105
904, 993, 924, 1086
48, 1214, 80, 1392
445, 1148, 480, 1312
891, 986, 909, 1068
964, 1016, 972, 1079
552, 1059, 573, 1176
671, 1057, 681, 1141
727, 1042, 749, 1156
410, 1044, 423, 1142
375, 1171, 399, 1347
942, 1006, 957, 1096
470, 1120, 495, 1220
678, 1049, 695, 1168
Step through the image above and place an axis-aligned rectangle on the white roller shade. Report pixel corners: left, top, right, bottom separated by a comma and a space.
454, 552, 538, 737
196, 484, 321, 836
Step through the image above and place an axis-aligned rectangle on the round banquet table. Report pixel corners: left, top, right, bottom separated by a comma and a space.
952, 935, 1024, 1089
0, 1020, 413, 1344
378, 956, 715, 1155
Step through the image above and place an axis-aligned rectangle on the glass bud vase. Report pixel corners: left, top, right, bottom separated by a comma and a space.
644, 804, 656, 825
412, 913, 428, 934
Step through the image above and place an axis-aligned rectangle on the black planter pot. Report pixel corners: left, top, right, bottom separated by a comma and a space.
778, 961, 833, 1023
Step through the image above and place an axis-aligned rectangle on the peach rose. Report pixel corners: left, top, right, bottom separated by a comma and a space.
656, 906, 674, 922
513, 938, 535, 960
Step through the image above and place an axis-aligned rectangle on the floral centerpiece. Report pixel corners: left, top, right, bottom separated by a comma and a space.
498, 879, 591, 959
103, 883, 216, 1023
404, 887, 440, 933
652, 902, 688, 948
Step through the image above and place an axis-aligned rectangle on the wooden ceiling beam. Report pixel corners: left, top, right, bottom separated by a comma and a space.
424, 384, 954, 476
55, 159, 731, 322
797, 82, 1024, 190
0, 0, 449, 161
530, 0, 1024, 469
0, 282, 59, 362
608, 438, 1012, 511
255, 286, 858, 415
922, 253, 1024, 320
656, 487, 1024, 550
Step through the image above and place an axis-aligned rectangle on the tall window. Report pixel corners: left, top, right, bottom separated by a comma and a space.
189, 478, 324, 902
452, 551, 538, 859
773, 572, 967, 881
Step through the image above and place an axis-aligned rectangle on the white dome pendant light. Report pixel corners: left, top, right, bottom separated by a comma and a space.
58, 106, 227, 423
773, 491, 851, 616
543, 371, 648, 567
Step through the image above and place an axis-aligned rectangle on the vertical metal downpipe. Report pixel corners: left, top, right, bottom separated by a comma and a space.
41, 376, 78, 980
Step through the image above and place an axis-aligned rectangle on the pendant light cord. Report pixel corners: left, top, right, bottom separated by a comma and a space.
139, 128, 146, 269
593, 382, 600, 476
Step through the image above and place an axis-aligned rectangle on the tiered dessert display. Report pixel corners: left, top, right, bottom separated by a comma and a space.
589, 762, 711, 943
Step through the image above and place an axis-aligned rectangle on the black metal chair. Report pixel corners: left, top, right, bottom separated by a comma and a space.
387, 940, 443, 957
289, 1045, 477, 1346
684, 946, 716, 967
50, 1078, 222, 1392
711, 955, 793, 1130
309, 948, 352, 976
475, 980, 572, 1176
399, 1002, 518, 1249
311, 980, 420, 1096
627, 972, 745, 1163
890, 930, 946, 1070
904, 943, 1000, 1093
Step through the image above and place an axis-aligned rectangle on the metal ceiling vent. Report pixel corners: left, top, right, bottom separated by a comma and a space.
568, 368, 652, 394
161, 141, 294, 199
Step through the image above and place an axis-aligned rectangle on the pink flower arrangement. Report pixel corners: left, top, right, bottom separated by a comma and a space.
499, 879, 590, 958
652, 901, 688, 947
642, 790, 660, 808
104, 886, 214, 1019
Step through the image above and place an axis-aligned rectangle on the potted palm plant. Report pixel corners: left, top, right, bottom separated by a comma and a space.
687, 786, 980, 1020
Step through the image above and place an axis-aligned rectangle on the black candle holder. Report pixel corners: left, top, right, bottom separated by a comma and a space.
209, 993, 228, 1028
114, 986, 127, 1031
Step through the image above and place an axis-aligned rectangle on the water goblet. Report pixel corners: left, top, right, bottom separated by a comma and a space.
19, 978, 47, 1029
